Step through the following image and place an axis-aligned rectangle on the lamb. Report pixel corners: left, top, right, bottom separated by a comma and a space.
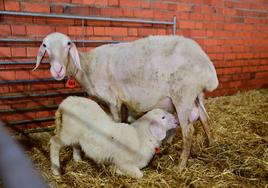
35, 32, 219, 170
50, 96, 178, 178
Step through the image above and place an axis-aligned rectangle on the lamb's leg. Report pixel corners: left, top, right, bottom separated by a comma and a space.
50, 136, 63, 175
110, 104, 122, 122
116, 164, 143, 179
73, 145, 82, 161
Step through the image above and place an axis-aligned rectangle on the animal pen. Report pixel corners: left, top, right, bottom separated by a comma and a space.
0, 0, 267, 187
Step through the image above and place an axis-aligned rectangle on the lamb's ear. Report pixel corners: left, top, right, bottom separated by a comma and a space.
32, 44, 46, 71
69, 43, 82, 70
149, 121, 166, 141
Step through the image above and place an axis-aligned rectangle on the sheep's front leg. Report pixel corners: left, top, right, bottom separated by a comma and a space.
50, 136, 63, 175
116, 164, 143, 179
73, 145, 82, 161
110, 104, 121, 122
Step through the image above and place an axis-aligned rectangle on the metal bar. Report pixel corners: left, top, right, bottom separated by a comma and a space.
0, 11, 173, 25
0, 91, 86, 100
0, 61, 40, 65
0, 38, 122, 44
0, 78, 66, 85
0, 105, 58, 114
16, 126, 55, 134
173, 16, 177, 35
5, 117, 54, 127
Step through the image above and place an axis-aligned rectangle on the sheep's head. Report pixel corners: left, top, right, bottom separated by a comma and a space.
146, 109, 178, 141
33, 32, 81, 80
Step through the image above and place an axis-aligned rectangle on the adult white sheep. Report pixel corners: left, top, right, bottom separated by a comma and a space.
50, 96, 178, 178
35, 32, 218, 170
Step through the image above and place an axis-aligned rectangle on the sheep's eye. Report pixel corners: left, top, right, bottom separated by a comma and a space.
161, 116, 165, 119
43, 44, 46, 47
67, 42, 71, 45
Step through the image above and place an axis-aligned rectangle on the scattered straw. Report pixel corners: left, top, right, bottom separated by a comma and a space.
15, 89, 268, 187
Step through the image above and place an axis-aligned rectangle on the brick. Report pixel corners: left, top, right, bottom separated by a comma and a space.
86, 27, 94, 35
4, 1, 20, 11
26, 47, 38, 57
50, 5, 64, 13
55, 26, 68, 34
133, 9, 154, 18
15, 70, 30, 80
119, 0, 141, 8
255, 72, 268, 79
177, 4, 192, 12
157, 29, 166, 35
11, 48, 26, 57
141, 1, 150, 8
93, 27, 105, 35
105, 27, 128, 36
0, 85, 9, 93
0, 47, 11, 57
26, 26, 54, 36
21, 2, 50, 13
128, 28, 138, 36
95, 0, 108, 6
108, 0, 119, 6
122, 8, 134, 17
68, 26, 84, 36
30, 70, 51, 79
0, 25, 11, 36
100, 7, 123, 17
11, 25, 26, 35
0, 71, 15, 80
138, 28, 157, 36
179, 21, 195, 29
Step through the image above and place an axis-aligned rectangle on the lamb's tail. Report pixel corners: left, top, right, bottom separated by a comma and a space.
54, 109, 62, 134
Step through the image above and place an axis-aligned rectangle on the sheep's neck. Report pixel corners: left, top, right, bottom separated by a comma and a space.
67, 51, 96, 96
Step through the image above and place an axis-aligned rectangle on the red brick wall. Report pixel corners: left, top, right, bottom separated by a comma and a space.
0, 0, 268, 129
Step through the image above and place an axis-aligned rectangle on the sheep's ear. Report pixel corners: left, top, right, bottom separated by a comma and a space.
149, 121, 166, 141
32, 44, 46, 71
69, 43, 82, 70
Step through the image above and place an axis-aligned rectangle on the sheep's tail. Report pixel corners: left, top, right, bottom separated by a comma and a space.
54, 109, 62, 134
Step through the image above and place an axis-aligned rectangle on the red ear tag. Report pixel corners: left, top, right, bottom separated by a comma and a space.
155, 147, 161, 154
66, 77, 76, 88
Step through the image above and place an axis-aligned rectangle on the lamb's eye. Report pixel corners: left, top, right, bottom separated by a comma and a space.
162, 116, 165, 119
43, 44, 46, 47
67, 42, 71, 45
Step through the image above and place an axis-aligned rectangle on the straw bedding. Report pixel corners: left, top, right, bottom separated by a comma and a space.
15, 89, 268, 187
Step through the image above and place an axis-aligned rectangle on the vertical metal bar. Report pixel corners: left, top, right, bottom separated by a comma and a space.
173, 16, 177, 35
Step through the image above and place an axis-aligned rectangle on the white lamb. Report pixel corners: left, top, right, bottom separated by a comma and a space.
36, 33, 219, 170
50, 96, 178, 178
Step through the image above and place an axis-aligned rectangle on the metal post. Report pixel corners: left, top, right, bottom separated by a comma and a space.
173, 16, 177, 35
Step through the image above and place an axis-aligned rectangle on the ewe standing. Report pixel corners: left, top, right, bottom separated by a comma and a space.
50, 96, 178, 178
35, 33, 218, 170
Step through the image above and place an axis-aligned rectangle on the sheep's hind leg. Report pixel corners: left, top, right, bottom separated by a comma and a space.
50, 136, 63, 175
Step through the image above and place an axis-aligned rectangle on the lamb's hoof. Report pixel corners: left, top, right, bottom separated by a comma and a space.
51, 166, 61, 176
133, 171, 143, 179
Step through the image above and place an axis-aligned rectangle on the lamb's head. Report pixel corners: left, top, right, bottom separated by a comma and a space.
146, 109, 178, 141
33, 32, 81, 80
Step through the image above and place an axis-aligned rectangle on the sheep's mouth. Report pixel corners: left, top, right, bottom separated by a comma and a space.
54, 75, 65, 81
